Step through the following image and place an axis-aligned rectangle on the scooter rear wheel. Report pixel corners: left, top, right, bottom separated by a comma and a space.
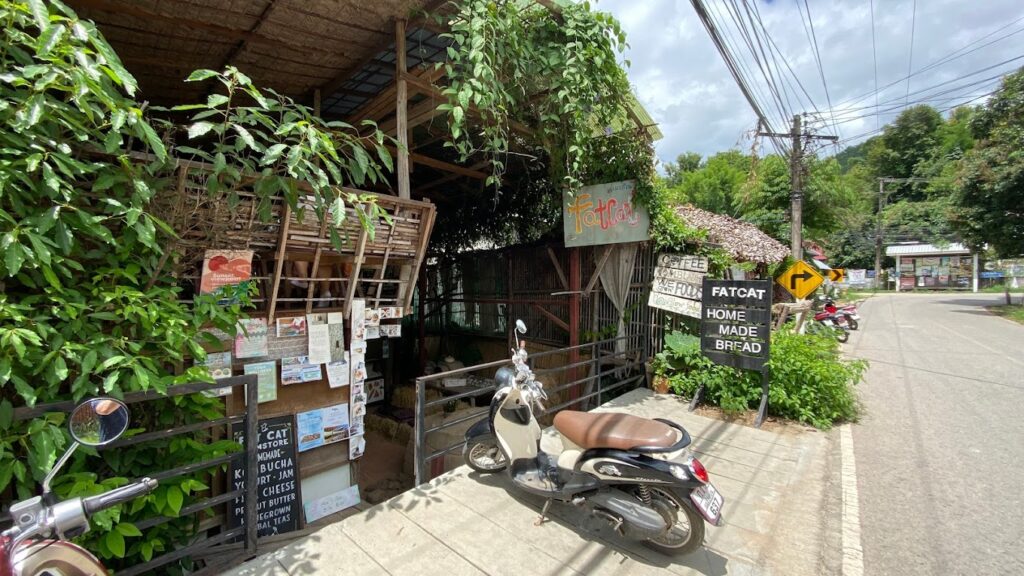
641, 487, 705, 556
463, 433, 508, 473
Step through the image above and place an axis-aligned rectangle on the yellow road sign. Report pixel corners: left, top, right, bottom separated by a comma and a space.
776, 261, 824, 300
828, 268, 846, 283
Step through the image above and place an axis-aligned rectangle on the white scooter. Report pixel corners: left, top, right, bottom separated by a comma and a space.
463, 320, 723, 556
1, 398, 157, 576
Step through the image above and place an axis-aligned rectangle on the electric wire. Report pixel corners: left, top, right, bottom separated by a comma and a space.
870, 0, 879, 131
904, 0, 917, 110
801, 0, 840, 138
835, 14, 1024, 110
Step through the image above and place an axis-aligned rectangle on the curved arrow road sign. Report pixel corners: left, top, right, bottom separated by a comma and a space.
776, 261, 824, 300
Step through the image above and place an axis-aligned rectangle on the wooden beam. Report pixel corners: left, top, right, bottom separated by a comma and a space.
547, 246, 569, 291
402, 203, 436, 310
383, 146, 487, 179
532, 303, 570, 332
416, 160, 490, 194
584, 245, 614, 294
396, 18, 410, 200
344, 228, 369, 318
380, 96, 444, 135
220, 0, 280, 70
267, 205, 292, 321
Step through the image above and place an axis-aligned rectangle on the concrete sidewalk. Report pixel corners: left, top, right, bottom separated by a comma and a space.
223, 389, 831, 576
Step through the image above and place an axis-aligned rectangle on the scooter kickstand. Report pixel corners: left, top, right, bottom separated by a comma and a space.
535, 499, 552, 526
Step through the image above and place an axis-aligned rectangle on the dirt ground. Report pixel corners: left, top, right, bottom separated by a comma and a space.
355, 430, 413, 504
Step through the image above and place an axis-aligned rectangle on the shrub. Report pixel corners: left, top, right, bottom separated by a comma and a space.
658, 328, 865, 429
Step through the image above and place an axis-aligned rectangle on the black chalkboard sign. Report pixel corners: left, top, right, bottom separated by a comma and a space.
700, 279, 772, 372
228, 415, 301, 537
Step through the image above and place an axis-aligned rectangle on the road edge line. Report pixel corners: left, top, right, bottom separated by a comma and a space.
840, 424, 865, 576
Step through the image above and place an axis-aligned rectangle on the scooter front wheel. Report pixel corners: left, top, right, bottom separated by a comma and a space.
463, 433, 508, 473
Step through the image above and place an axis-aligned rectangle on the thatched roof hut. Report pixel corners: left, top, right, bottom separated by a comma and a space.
673, 205, 789, 264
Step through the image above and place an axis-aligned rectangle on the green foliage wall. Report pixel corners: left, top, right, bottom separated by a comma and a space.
0, 1, 392, 570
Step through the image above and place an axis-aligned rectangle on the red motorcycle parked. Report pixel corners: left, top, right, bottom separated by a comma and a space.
810, 309, 851, 343
823, 298, 860, 331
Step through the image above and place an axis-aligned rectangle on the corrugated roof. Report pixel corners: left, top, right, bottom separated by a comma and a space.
885, 243, 971, 256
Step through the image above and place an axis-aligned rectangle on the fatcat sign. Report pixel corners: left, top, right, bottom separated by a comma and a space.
563, 180, 650, 247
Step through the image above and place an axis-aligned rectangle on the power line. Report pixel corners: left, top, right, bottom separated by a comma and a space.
904, 0, 917, 110
690, 0, 788, 154
835, 15, 1024, 110
801, 0, 839, 139
749, 0, 821, 115
825, 54, 1024, 123
870, 0, 879, 131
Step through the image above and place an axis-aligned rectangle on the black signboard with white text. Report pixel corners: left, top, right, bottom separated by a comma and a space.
228, 415, 301, 537
700, 279, 772, 372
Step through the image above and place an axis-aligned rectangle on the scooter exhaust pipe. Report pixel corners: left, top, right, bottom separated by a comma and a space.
588, 490, 670, 540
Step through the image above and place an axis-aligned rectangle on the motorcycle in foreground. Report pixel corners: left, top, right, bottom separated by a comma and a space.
1, 398, 158, 576
463, 320, 722, 556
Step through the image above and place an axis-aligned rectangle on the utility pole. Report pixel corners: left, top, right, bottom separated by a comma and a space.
758, 114, 838, 260
874, 177, 932, 288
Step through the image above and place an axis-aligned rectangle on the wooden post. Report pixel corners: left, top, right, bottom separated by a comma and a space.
569, 247, 581, 403
395, 19, 410, 200
267, 205, 292, 321
418, 268, 427, 375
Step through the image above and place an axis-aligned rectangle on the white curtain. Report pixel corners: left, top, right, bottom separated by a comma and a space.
598, 242, 639, 353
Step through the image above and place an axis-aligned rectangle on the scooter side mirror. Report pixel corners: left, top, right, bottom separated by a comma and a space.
515, 319, 527, 334
69, 398, 130, 447
43, 398, 131, 496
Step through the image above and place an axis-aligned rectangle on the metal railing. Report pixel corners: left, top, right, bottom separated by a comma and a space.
413, 334, 647, 485
10, 376, 259, 575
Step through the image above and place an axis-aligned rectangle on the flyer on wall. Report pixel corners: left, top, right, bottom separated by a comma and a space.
350, 415, 364, 437
201, 352, 233, 397
322, 403, 350, 445
349, 434, 365, 460
296, 409, 324, 452
243, 361, 278, 403
276, 316, 307, 338
235, 318, 269, 358
281, 356, 322, 385
351, 299, 366, 340
366, 378, 384, 403
365, 309, 381, 327
379, 324, 401, 338
326, 354, 350, 389
307, 323, 332, 365
365, 326, 380, 340
350, 352, 366, 383
199, 250, 253, 296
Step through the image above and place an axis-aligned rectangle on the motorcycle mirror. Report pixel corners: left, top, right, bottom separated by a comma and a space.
69, 397, 130, 447
515, 319, 527, 334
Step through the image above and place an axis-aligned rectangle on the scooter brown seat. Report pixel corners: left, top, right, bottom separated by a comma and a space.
553, 410, 678, 451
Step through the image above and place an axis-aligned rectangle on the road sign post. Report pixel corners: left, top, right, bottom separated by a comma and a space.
700, 279, 773, 427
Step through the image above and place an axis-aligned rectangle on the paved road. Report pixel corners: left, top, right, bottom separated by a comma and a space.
845, 293, 1024, 575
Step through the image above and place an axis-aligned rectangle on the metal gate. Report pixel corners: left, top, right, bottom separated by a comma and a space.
9, 376, 259, 575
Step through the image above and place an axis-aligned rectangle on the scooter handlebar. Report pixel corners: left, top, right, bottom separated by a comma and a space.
82, 478, 158, 516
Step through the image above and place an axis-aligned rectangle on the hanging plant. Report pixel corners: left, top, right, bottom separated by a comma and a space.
435, 0, 637, 192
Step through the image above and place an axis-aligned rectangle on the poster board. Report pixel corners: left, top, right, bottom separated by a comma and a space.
228, 415, 301, 537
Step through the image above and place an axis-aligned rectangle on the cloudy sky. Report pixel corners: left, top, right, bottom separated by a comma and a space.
599, 0, 1024, 166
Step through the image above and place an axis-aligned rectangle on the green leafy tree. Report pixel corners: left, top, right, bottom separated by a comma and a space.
0, 0, 391, 569
953, 68, 1024, 259
870, 105, 944, 201
663, 151, 702, 187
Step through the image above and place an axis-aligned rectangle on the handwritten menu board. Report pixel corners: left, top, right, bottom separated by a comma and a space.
228, 415, 301, 537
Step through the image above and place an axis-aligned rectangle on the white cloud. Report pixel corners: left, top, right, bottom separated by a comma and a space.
599, 0, 1024, 164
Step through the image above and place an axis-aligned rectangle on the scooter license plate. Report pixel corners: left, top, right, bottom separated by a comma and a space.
690, 483, 724, 525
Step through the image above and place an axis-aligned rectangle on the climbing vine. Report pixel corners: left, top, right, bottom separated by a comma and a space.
436, 0, 635, 192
